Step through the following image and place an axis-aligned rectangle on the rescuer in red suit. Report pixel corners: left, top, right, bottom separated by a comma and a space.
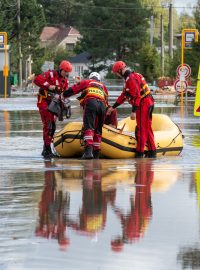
35, 161, 70, 250
107, 61, 156, 158
34, 60, 72, 159
111, 161, 153, 252
63, 72, 108, 159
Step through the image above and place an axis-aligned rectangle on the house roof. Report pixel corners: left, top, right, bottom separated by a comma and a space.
40, 26, 80, 43
68, 52, 91, 64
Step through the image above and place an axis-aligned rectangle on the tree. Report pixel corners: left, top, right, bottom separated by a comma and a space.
0, 0, 45, 79
37, 0, 78, 26
194, 0, 200, 30
73, 0, 151, 64
137, 43, 161, 82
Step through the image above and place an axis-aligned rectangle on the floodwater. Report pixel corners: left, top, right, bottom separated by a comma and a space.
0, 92, 200, 270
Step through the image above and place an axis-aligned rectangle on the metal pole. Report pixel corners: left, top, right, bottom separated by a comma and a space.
4, 33, 8, 98
17, 0, 22, 88
181, 29, 184, 106
150, 15, 154, 45
169, 3, 173, 59
160, 14, 164, 76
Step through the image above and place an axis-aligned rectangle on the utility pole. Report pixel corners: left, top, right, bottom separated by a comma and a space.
169, 3, 173, 59
17, 0, 22, 88
160, 14, 164, 76
150, 15, 154, 45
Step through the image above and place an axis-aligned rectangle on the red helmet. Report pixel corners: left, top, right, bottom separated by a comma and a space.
112, 61, 126, 73
59, 60, 72, 72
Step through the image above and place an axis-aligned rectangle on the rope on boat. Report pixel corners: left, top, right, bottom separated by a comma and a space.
156, 129, 182, 149
54, 129, 83, 145
54, 129, 84, 147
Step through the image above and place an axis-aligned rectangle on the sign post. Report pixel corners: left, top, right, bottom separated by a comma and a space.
181, 29, 199, 105
175, 63, 191, 105
194, 65, 200, 116
0, 32, 8, 98
174, 79, 188, 93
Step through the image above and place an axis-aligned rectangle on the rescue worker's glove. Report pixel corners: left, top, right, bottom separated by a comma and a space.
48, 85, 62, 94
60, 93, 72, 119
62, 98, 71, 119
63, 87, 73, 98
54, 86, 62, 93
130, 112, 136, 120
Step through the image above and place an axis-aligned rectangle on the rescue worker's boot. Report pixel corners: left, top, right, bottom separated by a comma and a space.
135, 151, 144, 158
42, 145, 58, 159
81, 146, 94, 160
147, 150, 157, 158
93, 150, 100, 159
42, 145, 53, 159
41, 145, 46, 156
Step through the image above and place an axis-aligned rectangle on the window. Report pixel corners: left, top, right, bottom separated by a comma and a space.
66, 43, 74, 51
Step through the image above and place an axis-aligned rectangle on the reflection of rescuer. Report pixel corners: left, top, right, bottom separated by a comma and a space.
111, 161, 153, 252
66, 161, 116, 236
107, 61, 156, 158
33, 60, 72, 159
62, 72, 108, 159
35, 161, 70, 250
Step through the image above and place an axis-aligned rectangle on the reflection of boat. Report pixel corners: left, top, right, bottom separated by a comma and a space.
37, 159, 180, 251
54, 114, 183, 158
53, 160, 180, 193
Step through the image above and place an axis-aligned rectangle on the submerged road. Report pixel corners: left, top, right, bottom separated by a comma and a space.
0, 95, 200, 270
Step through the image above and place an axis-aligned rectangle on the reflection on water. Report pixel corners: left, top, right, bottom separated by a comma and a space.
177, 166, 200, 269
34, 159, 181, 256
35, 161, 70, 250
0, 96, 200, 269
110, 161, 153, 252
178, 245, 200, 270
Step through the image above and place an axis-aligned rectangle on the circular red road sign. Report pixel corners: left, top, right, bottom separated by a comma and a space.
176, 64, 191, 78
174, 79, 188, 92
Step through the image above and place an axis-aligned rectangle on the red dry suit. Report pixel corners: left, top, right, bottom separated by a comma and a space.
111, 161, 153, 250
63, 79, 108, 151
35, 162, 70, 249
112, 70, 156, 154
34, 70, 69, 146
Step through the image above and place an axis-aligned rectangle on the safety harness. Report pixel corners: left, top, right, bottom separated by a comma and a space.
38, 70, 63, 103
135, 72, 151, 98
123, 72, 151, 102
77, 81, 108, 106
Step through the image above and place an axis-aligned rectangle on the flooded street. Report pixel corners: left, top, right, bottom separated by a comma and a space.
0, 93, 200, 270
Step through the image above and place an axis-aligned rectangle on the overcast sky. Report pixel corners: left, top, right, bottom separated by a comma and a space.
173, 0, 198, 14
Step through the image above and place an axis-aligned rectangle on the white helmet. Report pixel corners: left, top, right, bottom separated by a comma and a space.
89, 72, 101, 81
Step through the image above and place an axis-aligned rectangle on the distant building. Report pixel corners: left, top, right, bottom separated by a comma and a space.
67, 52, 91, 78
67, 52, 114, 80
40, 25, 81, 51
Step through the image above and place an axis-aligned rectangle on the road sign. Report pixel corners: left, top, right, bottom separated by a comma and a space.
176, 64, 191, 78
174, 79, 188, 93
0, 34, 4, 48
0, 32, 8, 98
196, 106, 200, 113
184, 30, 199, 49
194, 64, 200, 116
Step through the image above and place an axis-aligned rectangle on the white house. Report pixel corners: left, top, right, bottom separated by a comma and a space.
40, 25, 81, 51
67, 52, 91, 79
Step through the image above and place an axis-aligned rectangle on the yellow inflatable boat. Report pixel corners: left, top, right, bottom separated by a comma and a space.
53, 114, 183, 158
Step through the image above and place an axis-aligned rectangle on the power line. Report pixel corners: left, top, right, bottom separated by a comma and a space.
55, 0, 198, 10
